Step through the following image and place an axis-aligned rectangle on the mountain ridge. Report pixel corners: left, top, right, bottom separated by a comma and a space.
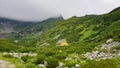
0, 16, 64, 39
0, 6, 120, 68
24, 6, 120, 46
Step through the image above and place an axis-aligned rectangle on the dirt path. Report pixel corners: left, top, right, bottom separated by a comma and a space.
0, 60, 14, 68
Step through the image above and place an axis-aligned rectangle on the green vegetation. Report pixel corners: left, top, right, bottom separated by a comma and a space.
46, 57, 59, 68
0, 39, 18, 51
34, 54, 46, 64
0, 7, 120, 68
0, 52, 25, 68
81, 58, 120, 68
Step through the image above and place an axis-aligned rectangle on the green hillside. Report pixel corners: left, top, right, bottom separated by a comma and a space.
0, 7, 120, 68
13, 16, 64, 39
23, 7, 120, 47
0, 39, 18, 51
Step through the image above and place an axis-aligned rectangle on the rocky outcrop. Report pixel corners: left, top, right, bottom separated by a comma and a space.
3, 52, 37, 58
83, 39, 120, 60
0, 60, 14, 68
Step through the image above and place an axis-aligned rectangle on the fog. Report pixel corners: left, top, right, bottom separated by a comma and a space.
0, 0, 120, 21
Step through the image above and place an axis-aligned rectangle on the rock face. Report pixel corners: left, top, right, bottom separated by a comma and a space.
56, 39, 69, 46
0, 60, 14, 68
3, 52, 37, 58
83, 39, 120, 60
106, 38, 113, 43
0, 18, 33, 38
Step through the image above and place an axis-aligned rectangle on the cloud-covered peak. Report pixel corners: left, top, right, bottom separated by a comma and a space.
0, 0, 120, 21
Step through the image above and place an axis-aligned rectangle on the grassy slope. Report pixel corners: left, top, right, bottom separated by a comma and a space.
15, 16, 64, 39
0, 52, 24, 68
30, 7, 120, 47
0, 39, 18, 51
30, 18, 118, 47
0, 7, 120, 68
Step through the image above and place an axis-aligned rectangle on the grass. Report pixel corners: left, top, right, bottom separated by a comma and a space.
0, 52, 25, 68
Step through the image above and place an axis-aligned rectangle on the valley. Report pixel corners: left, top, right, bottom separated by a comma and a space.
0, 7, 120, 68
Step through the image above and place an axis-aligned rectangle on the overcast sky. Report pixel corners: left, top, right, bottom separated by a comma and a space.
0, 0, 120, 21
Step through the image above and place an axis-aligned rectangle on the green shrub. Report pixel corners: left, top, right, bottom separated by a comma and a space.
0, 39, 18, 51
65, 61, 76, 67
21, 56, 32, 62
54, 53, 67, 60
45, 51, 56, 56
3, 54, 14, 58
81, 59, 120, 68
25, 63, 40, 68
34, 54, 46, 64
46, 57, 59, 68
19, 46, 36, 53
112, 45, 120, 50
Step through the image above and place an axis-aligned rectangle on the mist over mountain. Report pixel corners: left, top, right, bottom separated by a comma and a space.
0, 16, 64, 38
0, 1, 120, 68
0, 0, 120, 21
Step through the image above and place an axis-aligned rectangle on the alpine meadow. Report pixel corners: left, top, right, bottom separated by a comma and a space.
0, 1, 120, 68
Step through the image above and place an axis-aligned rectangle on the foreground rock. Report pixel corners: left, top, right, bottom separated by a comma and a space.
83, 39, 120, 60
2, 52, 37, 58
0, 60, 14, 68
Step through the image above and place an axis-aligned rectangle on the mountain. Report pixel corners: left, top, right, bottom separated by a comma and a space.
0, 16, 64, 39
0, 16, 64, 51
15, 16, 64, 39
21, 6, 120, 47
0, 17, 34, 38
0, 7, 120, 68
1, 7, 119, 50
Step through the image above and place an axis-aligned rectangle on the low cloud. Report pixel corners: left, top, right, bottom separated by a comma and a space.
0, 0, 120, 21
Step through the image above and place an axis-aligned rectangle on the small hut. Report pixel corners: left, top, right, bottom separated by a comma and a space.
56, 39, 69, 46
